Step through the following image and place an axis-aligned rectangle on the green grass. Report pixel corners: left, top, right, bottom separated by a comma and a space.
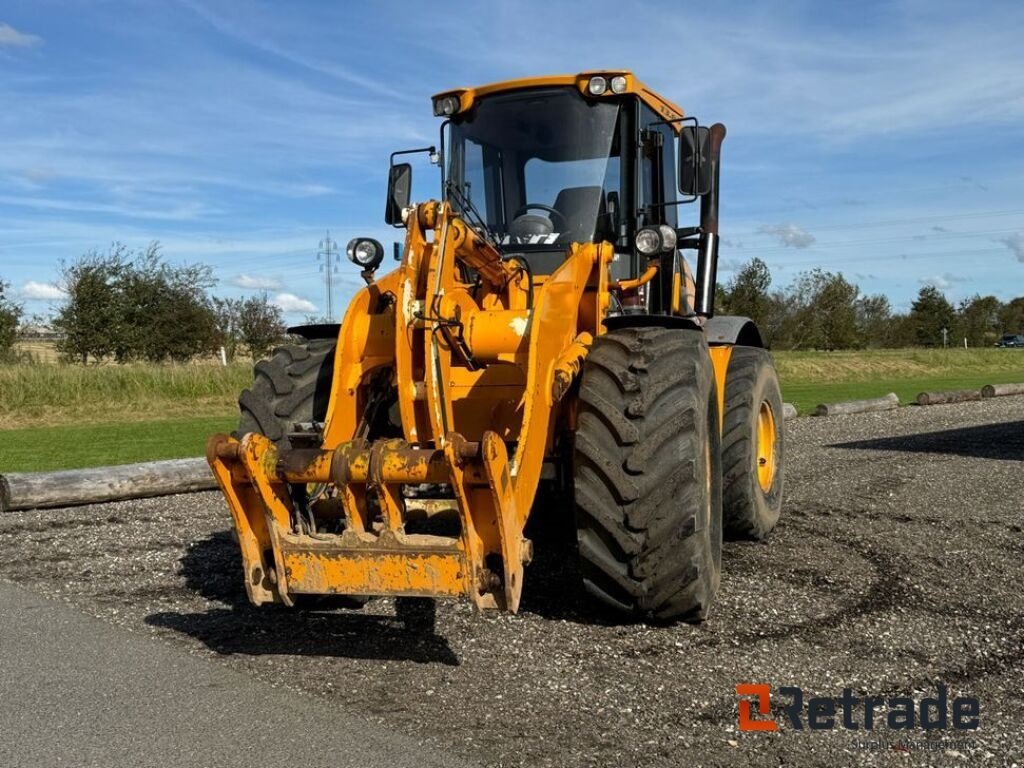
0, 348, 1021, 470
772, 348, 1024, 414
0, 415, 237, 473
0, 361, 252, 429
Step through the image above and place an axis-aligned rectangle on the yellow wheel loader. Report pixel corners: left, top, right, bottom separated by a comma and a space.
207, 71, 784, 622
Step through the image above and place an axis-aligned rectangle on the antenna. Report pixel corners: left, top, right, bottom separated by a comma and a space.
317, 230, 339, 321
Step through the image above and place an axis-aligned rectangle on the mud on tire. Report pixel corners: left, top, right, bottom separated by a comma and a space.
721, 346, 784, 540
573, 327, 723, 622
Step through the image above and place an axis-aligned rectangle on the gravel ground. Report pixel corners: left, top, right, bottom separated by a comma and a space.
2, 397, 1023, 767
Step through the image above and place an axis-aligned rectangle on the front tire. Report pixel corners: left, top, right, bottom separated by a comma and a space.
573, 327, 723, 622
721, 346, 784, 540
235, 339, 336, 449
234, 337, 367, 610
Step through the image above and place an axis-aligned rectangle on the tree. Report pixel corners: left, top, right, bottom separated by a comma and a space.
238, 293, 286, 360
54, 243, 217, 363
723, 258, 773, 326
816, 272, 860, 349
211, 297, 243, 362
53, 249, 128, 363
301, 313, 333, 325
117, 245, 217, 362
998, 297, 1024, 336
0, 280, 23, 361
774, 269, 860, 350
909, 286, 955, 346
954, 295, 1002, 348
855, 293, 894, 348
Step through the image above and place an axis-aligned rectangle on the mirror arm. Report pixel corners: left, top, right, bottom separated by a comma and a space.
390, 146, 437, 165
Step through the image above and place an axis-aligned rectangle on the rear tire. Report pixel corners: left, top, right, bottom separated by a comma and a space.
721, 346, 784, 540
573, 327, 722, 623
235, 339, 336, 449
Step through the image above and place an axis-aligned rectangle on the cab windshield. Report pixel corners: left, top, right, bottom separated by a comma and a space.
446, 87, 621, 250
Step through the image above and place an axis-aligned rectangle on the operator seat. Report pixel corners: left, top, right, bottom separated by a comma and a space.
513, 185, 609, 276
552, 185, 605, 243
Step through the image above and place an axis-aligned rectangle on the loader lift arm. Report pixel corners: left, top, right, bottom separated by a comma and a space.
209, 198, 610, 612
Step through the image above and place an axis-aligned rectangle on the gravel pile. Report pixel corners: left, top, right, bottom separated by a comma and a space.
2, 397, 1022, 766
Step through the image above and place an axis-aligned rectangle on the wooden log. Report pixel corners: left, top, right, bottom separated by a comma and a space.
0, 458, 216, 513
812, 392, 899, 417
981, 382, 1024, 398
915, 389, 983, 406
782, 403, 798, 420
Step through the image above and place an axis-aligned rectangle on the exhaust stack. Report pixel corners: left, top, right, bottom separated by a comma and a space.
694, 123, 726, 318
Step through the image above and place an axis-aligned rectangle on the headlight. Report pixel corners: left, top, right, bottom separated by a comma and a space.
433, 95, 460, 116
587, 76, 607, 95
609, 75, 628, 94
634, 225, 678, 255
347, 237, 385, 270
657, 224, 677, 251
635, 227, 662, 255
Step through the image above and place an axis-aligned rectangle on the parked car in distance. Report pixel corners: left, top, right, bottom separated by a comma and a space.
995, 334, 1024, 348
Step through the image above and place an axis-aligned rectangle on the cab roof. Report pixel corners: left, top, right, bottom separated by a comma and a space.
432, 71, 684, 124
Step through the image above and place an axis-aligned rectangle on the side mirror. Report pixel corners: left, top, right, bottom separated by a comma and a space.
385, 162, 413, 225
679, 125, 711, 197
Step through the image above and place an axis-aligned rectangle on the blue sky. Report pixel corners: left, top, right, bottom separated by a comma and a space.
2, 0, 1023, 322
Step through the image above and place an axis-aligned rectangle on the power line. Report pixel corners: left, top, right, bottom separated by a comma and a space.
317, 230, 339, 320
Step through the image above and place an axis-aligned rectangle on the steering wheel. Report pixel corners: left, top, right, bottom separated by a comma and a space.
513, 203, 568, 230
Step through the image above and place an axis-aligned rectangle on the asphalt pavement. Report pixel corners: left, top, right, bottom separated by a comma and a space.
0, 579, 472, 768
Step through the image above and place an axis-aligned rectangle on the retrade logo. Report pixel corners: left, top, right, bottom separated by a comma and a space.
736, 683, 777, 731
736, 684, 979, 732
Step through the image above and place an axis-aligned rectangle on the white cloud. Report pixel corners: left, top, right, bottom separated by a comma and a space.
0, 22, 41, 47
998, 233, 1024, 262
20, 281, 66, 300
230, 273, 282, 290
272, 292, 317, 313
918, 273, 961, 290
759, 223, 816, 249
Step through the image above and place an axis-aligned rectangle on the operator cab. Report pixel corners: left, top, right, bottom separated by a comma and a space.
383, 71, 724, 319
443, 83, 680, 281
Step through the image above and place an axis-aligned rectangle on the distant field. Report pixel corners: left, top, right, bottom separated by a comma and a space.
0, 361, 252, 430
773, 348, 1024, 413
13, 339, 62, 364
0, 347, 1021, 471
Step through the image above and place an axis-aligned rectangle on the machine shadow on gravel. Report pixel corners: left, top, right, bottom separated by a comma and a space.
832, 420, 1024, 461
144, 532, 460, 666
516, 512, 640, 626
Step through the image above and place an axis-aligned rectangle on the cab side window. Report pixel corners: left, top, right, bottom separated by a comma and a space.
638, 105, 678, 228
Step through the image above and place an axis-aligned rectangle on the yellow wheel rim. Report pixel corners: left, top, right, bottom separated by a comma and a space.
756, 400, 777, 493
